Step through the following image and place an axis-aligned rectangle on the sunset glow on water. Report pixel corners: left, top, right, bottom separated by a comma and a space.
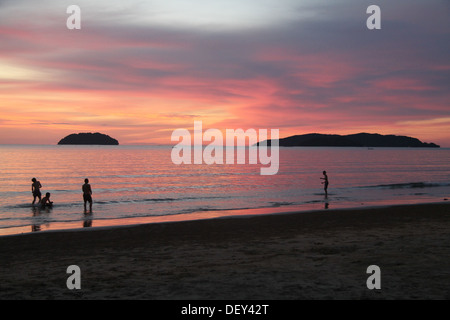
1, 145, 449, 235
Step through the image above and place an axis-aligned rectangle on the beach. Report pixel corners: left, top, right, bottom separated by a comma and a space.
0, 202, 449, 300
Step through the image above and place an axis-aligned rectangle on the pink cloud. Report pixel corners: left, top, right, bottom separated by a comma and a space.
0, 1, 449, 146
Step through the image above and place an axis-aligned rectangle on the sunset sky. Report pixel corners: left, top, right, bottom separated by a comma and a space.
0, 0, 449, 146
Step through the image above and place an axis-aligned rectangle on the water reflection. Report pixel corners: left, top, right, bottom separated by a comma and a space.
31, 205, 52, 232
83, 209, 93, 228
324, 195, 329, 209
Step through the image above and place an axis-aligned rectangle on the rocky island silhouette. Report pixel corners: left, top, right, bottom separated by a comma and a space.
58, 132, 119, 145
257, 133, 440, 148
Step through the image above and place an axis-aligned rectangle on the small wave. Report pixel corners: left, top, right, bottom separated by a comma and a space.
1, 194, 236, 211
3, 203, 35, 209
304, 200, 324, 204
170, 205, 271, 216
360, 182, 450, 190
269, 201, 295, 207
143, 198, 178, 202
3, 202, 81, 210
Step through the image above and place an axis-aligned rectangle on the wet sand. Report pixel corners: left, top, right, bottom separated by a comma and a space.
0, 202, 449, 300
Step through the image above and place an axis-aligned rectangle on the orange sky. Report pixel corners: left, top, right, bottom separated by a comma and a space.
0, 0, 449, 147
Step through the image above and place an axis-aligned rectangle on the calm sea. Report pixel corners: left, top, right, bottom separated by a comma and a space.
0, 145, 449, 236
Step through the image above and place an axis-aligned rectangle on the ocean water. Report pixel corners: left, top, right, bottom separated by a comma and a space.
0, 145, 449, 235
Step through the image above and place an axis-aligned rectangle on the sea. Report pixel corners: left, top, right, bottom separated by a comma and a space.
0, 145, 449, 236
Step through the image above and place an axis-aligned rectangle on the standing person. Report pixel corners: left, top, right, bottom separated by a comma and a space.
31, 178, 42, 205
82, 178, 93, 211
321, 170, 329, 197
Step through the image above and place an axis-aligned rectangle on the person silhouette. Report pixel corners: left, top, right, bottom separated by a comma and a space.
82, 178, 93, 211
320, 171, 329, 196
31, 178, 42, 205
40, 192, 53, 207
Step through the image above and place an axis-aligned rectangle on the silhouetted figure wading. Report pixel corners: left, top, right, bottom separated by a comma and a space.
31, 178, 42, 205
83, 178, 93, 211
321, 171, 329, 197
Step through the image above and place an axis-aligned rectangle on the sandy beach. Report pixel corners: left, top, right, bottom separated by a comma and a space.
0, 202, 449, 300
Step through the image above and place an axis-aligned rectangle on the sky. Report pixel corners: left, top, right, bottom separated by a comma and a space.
0, 0, 449, 146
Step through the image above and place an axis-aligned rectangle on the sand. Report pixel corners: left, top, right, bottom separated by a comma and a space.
0, 202, 449, 300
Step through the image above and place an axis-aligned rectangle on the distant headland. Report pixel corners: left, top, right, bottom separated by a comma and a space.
58, 132, 119, 145
257, 133, 440, 148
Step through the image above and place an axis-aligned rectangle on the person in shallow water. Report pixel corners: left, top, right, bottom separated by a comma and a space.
82, 178, 93, 211
321, 170, 329, 197
40, 192, 53, 207
31, 178, 42, 205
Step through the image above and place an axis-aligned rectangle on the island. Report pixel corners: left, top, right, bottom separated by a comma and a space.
256, 133, 439, 148
58, 132, 119, 145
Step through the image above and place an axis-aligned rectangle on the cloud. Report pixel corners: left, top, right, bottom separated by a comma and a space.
0, 0, 449, 145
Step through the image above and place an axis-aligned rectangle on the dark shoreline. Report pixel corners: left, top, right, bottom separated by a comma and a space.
0, 202, 449, 299
1, 200, 448, 238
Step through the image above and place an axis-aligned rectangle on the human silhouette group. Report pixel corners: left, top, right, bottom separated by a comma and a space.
30, 172, 327, 213
31, 177, 93, 211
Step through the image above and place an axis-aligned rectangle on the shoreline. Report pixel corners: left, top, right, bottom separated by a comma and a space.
1, 199, 448, 238
0, 201, 449, 299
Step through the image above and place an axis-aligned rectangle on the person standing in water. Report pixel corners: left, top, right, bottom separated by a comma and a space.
82, 178, 93, 211
31, 178, 42, 205
321, 171, 329, 196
